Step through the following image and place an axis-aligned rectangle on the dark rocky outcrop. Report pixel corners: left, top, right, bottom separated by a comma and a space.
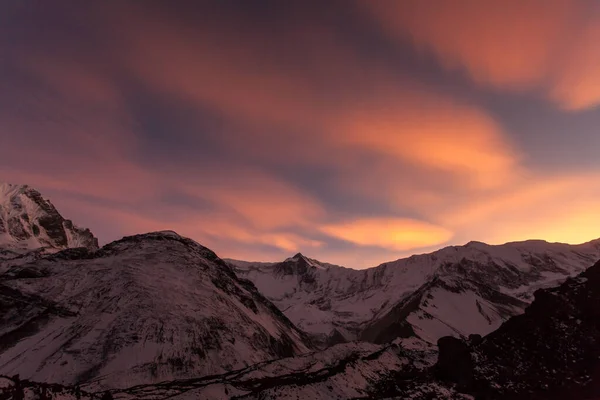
436, 259, 600, 399
435, 336, 474, 389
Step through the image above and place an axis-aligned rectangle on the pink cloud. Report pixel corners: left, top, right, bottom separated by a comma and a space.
366, 0, 600, 110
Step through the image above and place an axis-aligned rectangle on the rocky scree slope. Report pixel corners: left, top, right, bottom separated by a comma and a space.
0, 231, 312, 391
0, 183, 97, 258
232, 241, 600, 345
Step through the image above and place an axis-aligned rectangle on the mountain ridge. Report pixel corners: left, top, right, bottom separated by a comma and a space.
233, 238, 600, 345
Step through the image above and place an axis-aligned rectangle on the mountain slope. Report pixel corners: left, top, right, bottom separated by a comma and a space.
111, 338, 440, 400
0, 183, 98, 256
0, 337, 442, 400
0, 231, 312, 390
234, 240, 600, 345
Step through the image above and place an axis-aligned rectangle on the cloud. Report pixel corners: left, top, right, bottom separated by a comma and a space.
178, 170, 325, 230
366, 0, 600, 110
549, 23, 600, 110
435, 172, 600, 245
4, 2, 600, 270
331, 91, 519, 189
20, 57, 123, 107
103, 3, 334, 133
0, 1, 522, 267
76, 0, 522, 194
321, 218, 453, 251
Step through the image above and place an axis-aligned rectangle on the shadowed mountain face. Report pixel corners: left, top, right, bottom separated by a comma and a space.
0, 231, 312, 390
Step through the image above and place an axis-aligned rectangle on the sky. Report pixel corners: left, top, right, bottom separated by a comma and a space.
2, 0, 600, 269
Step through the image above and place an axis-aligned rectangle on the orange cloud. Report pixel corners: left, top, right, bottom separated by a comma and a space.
179, 170, 324, 230
321, 218, 453, 251
366, 0, 600, 110
202, 225, 324, 254
49, 186, 325, 256
433, 172, 600, 245
89, 1, 522, 191
332, 92, 519, 189
549, 23, 600, 110
47, 7, 520, 258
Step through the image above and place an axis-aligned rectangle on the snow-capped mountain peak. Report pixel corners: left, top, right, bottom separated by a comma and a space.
0, 183, 98, 254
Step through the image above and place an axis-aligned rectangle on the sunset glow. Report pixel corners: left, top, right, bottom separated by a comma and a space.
2, 1, 600, 268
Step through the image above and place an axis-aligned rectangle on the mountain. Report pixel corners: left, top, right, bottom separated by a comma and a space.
233, 240, 600, 345
42, 257, 600, 399
7, 258, 600, 399
0, 231, 312, 391
3, 183, 600, 399
0, 183, 98, 257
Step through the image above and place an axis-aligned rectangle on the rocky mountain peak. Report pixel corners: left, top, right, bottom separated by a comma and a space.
275, 252, 329, 279
285, 252, 309, 263
0, 182, 98, 254
285, 252, 328, 268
